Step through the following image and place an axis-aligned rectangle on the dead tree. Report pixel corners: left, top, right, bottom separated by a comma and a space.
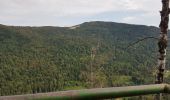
155, 0, 170, 100
156, 0, 169, 85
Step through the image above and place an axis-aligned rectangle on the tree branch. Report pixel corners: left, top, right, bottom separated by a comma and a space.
125, 37, 159, 49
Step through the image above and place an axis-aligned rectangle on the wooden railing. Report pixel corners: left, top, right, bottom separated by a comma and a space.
1, 84, 170, 100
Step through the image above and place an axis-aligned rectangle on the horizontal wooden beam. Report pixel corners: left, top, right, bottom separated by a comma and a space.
1, 84, 170, 100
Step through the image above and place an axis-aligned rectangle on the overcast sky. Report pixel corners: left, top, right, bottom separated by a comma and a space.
0, 0, 162, 27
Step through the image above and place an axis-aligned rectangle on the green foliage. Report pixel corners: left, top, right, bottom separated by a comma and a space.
0, 21, 168, 96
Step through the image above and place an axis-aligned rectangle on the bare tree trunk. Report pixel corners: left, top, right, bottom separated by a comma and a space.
155, 0, 170, 99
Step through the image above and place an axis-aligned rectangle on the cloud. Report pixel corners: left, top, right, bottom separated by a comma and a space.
122, 17, 136, 23
0, 0, 162, 26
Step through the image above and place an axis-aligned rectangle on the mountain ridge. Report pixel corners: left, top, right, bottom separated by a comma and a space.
0, 21, 159, 28
1, 21, 170, 96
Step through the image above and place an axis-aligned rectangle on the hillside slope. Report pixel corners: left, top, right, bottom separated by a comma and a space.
0, 21, 169, 96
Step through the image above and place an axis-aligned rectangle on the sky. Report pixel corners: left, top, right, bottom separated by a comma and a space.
0, 0, 162, 27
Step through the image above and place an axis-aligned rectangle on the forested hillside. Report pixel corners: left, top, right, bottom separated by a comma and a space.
1, 21, 170, 96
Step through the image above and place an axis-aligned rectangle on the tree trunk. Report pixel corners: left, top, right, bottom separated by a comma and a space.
155, 0, 170, 99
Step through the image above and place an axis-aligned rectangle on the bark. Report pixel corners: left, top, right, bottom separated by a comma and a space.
156, 0, 170, 84
155, 0, 169, 100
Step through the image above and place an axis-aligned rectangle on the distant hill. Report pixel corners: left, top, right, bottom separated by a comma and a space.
1, 21, 170, 96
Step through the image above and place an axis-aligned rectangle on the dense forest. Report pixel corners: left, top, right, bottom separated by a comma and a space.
1, 21, 170, 96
